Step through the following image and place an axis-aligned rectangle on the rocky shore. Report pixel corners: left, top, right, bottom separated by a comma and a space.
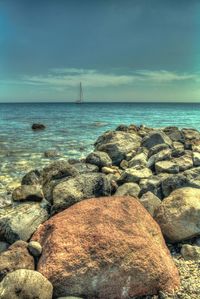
0, 124, 200, 298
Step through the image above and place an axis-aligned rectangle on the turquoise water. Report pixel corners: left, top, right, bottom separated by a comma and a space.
0, 102, 200, 191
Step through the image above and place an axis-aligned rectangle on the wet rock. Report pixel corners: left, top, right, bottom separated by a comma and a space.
0, 240, 34, 281
12, 185, 44, 202
119, 166, 152, 184
0, 200, 49, 244
86, 151, 112, 168
155, 187, 200, 242
28, 241, 42, 257
94, 131, 141, 165
155, 160, 179, 174
21, 169, 41, 185
0, 269, 53, 299
181, 244, 200, 260
115, 182, 140, 197
31, 123, 46, 130
52, 173, 111, 213
142, 131, 172, 149
139, 191, 161, 217
32, 196, 179, 298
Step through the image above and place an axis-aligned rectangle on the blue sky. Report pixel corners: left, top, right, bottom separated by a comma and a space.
0, 0, 200, 102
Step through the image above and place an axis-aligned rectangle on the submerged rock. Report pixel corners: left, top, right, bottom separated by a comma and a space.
12, 185, 44, 202
31, 123, 46, 130
21, 169, 41, 185
32, 196, 180, 299
0, 269, 53, 299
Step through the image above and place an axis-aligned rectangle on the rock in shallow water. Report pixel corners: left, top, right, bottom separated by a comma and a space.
0, 269, 53, 299
12, 185, 44, 202
32, 196, 180, 299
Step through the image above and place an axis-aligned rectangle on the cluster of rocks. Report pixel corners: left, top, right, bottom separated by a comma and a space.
0, 124, 200, 298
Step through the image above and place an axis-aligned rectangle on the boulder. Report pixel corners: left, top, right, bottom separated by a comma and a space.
128, 152, 147, 168
172, 152, 193, 171
147, 149, 171, 168
31, 123, 46, 130
0, 240, 34, 281
115, 182, 140, 197
139, 191, 161, 217
148, 143, 170, 157
193, 152, 200, 166
142, 131, 172, 149
94, 131, 141, 165
21, 170, 41, 185
181, 244, 200, 260
0, 242, 9, 253
172, 142, 184, 151
155, 161, 179, 174
12, 185, 44, 202
72, 162, 99, 174
154, 187, 200, 242
163, 127, 184, 143
0, 200, 49, 244
161, 174, 189, 197
52, 173, 111, 213
119, 167, 152, 184
139, 173, 169, 199
181, 128, 200, 141
86, 151, 112, 168
32, 196, 179, 298
0, 269, 53, 299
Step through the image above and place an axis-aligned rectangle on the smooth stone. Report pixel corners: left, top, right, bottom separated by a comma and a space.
155, 187, 200, 242
28, 241, 42, 257
0, 240, 34, 281
32, 196, 179, 298
0, 269, 53, 299
181, 244, 200, 260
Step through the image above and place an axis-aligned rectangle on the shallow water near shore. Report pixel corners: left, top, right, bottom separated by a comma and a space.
1, 102, 200, 193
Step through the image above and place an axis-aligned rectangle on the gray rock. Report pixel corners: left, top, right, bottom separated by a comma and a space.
155, 160, 179, 174
0, 240, 34, 281
0, 200, 49, 244
115, 182, 140, 197
163, 126, 184, 143
28, 241, 42, 257
139, 173, 169, 199
52, 173, 111, 213
181, 244, 200, 260
142, 131, 172, 149
148, 143, 170, 157
0, 269, 53, 299
147, 149, 171, 168
193, 152, 200, 166
128, 152, 147, 168
172, 142, 184, 151
172, 152, 193, 171
155, 187, 200, 242
72, 162, 99, 174
86, 151, 112, 168
0, 242, 9, 253
139, 191, 161, 217
181, 128, 200, 141
119, 166, 152, 184
21, 170, 41, 185
94, 131, 141, 165
12, 185, 44, 202
32, 123, 46, 130
161, 174, 189, 197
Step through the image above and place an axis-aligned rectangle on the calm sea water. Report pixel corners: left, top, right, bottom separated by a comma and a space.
0, 102, 200, 191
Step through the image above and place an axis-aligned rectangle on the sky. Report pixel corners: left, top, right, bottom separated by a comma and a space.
0, 0, 200, 102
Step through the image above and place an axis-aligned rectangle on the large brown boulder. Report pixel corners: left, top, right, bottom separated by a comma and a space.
32, 196, 180, 299
155, 187, 200, 242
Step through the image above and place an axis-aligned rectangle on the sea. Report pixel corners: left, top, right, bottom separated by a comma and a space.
0, 102, 200, 194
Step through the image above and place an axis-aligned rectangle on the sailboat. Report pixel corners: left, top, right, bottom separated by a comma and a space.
76, 82, 83, 104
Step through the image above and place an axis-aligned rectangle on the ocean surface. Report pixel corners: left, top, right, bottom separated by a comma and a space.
0, 102, 200, 193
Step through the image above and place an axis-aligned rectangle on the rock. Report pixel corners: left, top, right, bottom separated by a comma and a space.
148, 143, 170, 157
94, 131, 141, 165
193, 152, 200, 166
52, 173, 111, 213
72, 162, 99, 174
172, 152, 193, 171
101, 166, 119, 175
139, 173, 169, 199
139, 191, 161, 217
0, 269, 53, 299
86, 151, 112, 168
163, 126, 184, 143
0, 240, 34, 281
120, 159, 129, 169
181, 244, 200, 260
172, 142, 184, 151
128, 152, 147, 168
142, 131, 172, 149
56, 297, 83, 299
0, 196, 12, 209
0, 242, 9, 253
147, 149, 172, 168
21, 169, 41, 185
181, 128, 200, 141
31, 123, 46, 130
115, 182, 140, 197
28, 241, 42, 257
12, 185, 44, 202
0, 201, 49, 244
161, 174, 189, 197
154, 187, 200, 242
155, 160, 179, 174
119, 166, 152, 184
115, 124, 129, 132
32, 196, 179, 298
44, 150, 60, 158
